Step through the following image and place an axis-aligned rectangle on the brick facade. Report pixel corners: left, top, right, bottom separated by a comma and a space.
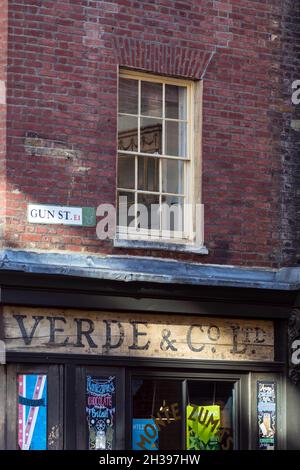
280, 0, 300, 266
0, 0, 8, 249
1, 0, 299, 267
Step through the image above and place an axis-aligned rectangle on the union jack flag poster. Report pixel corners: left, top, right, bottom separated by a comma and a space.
18, 374, 47, 450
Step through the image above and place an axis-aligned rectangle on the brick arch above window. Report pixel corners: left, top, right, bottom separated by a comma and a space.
112, 37, 215, 80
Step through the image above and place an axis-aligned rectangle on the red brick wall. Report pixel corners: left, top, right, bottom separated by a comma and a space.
280, 0, 300, 267
0, 0, 7, 250
3, 0, 297, 267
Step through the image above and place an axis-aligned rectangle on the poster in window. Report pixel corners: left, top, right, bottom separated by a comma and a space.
257, 382, 276, 450
86, 376, 116, 450
132, 419, 159, 450
18, 374, 47, 450
186, 405, 221, 450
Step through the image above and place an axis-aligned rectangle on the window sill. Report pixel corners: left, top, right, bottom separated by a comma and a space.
113, 238, 209, 254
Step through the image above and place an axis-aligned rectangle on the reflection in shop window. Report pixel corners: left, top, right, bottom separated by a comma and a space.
86, 376, 116, 450
18, 374, 47, 450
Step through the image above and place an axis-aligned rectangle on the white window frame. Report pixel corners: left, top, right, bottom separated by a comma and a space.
116, 69, 203, 248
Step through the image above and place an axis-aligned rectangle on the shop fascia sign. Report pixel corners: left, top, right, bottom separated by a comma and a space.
2, 307, 275, 362
27, 204, 96, 227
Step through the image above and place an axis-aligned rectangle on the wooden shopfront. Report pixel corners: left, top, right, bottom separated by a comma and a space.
0, 288, 287, 451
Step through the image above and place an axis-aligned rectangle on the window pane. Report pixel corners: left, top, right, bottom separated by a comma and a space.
18, 374, 47, 450
118, 154, 135, 189
162, 159, 184, 194
141, 81, 162, 117
161, 195, 184, 233
165, 85, 187, 120
138, 156, 159, 192
86, 376, 116, 450
132, 379, 183, 450
140, 117, 162, 154
118, 115, 138, 152
119, 78, 138, 114
186, 381, 235, 450
117, 191, 135, 227
165, 121, 187, 157
137, 193, 160, 230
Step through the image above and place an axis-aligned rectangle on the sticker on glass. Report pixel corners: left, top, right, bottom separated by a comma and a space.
132, 419, 159, 450
186, 405, 221, 450
257, 382, 276, 450
18, 374, 47, 450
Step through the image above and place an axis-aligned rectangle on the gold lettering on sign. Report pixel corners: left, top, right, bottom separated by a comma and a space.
1, 307, 274, 362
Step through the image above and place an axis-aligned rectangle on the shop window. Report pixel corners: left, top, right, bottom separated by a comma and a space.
131, 377, 237, 451
186, 381, 235, 450
117, 70, 201, 244
76, 366, 124, 450
4, 365, 62, 450
132, 379, 183, 450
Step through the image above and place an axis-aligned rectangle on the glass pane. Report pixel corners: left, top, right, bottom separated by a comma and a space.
119, 78, 138, 115
162, 159, 184, 194
138, 156, 159, 192
132, 379, 183, 450
165, 85, 187, 119
140, 117, 162, 154
18, 374, 47, 450
161, 195, 184, 233
141, 81, 162, 117
137, 193, 160, 230
186, 381, 235, 450
165, 121, 187, 157
118, 154, 135, 189
117, 191, 135, 228
118, 115, 138, 152
86, 376, 116, 450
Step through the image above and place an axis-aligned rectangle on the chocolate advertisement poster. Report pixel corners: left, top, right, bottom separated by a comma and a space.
86, 376, 116, 450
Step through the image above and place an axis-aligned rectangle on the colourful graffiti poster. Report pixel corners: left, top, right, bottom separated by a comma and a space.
186, 405, 221, 450
132, 419, 159, 450
18, 375, 47, 450
86, 376, 116, 450
257, 382, 276, 450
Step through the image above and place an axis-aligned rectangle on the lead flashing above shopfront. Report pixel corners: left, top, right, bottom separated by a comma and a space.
0, 249, 300, 291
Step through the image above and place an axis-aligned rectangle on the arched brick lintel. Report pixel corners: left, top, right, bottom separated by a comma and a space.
113, 37, 215, 80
